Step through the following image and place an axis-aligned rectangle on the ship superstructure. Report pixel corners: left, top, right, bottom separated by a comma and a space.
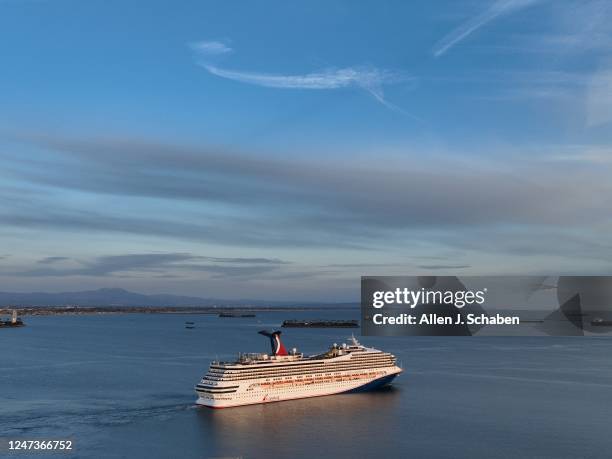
195, 330, 402, 408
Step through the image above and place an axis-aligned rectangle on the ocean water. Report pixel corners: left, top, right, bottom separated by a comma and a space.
2, 311, 612, 459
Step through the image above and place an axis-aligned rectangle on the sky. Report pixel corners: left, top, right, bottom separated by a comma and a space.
1, 0, 612, 301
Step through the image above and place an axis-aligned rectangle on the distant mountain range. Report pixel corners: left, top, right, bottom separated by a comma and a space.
0, 287, 322, 307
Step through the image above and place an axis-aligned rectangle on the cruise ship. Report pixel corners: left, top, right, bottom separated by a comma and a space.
195, 330, 402, 408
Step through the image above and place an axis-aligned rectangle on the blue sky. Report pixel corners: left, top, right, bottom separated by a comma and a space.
1, 0, 612, 300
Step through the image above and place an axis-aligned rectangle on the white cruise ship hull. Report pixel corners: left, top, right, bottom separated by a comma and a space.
196, 366, 402, 408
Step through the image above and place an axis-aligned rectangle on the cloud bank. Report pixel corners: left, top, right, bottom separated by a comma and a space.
3, 133, 612, 259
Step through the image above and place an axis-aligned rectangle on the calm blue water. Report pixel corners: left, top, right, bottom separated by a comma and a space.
2, 311, 612, 458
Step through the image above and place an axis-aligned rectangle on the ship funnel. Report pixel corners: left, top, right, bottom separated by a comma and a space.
258, 330, 288, 356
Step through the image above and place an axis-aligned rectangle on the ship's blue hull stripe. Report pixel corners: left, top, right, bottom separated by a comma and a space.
343, 373, 398, 393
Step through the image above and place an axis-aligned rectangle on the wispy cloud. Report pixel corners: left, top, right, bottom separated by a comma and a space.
542, 145, 612, 164
188, 37, 413, 113
201, 64, 396, 90
38, 256, 70, 264
200, 63, 411, 112
418, 264, 471, 270
322, 263, 407, 268
190, 40, 233, 55
471, 1, 612, 55
11, 253, 288, 278
432, 69, 588, 103
433, 0, 541, 57
586, 67, 612, 127
200, 256, 289, 264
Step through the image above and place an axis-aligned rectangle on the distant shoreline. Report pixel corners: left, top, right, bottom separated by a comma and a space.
0, 305, 357, 316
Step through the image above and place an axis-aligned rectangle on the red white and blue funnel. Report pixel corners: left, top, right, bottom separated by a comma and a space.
258, 330, 288, 356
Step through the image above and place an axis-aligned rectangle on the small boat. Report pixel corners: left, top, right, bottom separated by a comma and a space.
218, 312, 256, 318
282, 319, 359, 328
591, 318, 612, 326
